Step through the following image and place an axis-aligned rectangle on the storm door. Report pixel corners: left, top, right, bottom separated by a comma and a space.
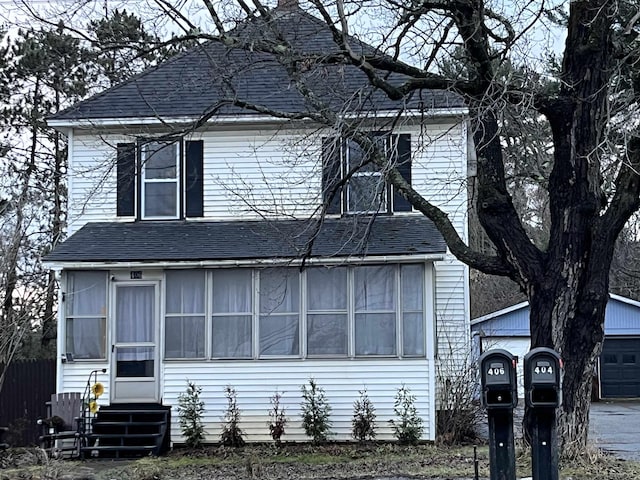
111, 283, 160, 403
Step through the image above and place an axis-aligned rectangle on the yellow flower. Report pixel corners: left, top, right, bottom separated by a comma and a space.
91, 382, 104, 398
89, 401, 99, 414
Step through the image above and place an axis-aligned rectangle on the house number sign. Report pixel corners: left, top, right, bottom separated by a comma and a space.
130, 271, 143, 279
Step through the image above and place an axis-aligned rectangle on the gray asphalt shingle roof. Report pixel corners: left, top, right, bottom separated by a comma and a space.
51, 7, 463, 122
45, 216, 446, 263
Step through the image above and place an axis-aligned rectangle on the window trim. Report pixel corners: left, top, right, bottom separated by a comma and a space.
64, 271, 108, 361
164, 270, 207, 360
343, 138, 389, 215
322, 133, 412, 216
257, 268, 302, 359
116, 138, 203, 221
161, 264, 427, 361
305, 266, 349, 358
140, 140, 181, 220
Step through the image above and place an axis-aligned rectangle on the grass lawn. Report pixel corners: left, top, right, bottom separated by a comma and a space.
1, 443, 639, 479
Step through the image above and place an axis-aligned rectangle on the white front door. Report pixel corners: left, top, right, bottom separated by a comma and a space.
111, 283, 160, 403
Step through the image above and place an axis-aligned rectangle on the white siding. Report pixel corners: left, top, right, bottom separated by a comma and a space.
58, 359, 434, 443
411, 121, 468, 233
59, 362, 111, 408
60, 117, 470, 442
200, 129, 319, 219
162, 359, 433, 443
432, 258, 470, 410
67, 120, 468, 232
68, 133, 132, 234
411, 121, 470, 390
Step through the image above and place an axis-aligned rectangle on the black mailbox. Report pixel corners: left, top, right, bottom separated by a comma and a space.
479, 349, 518, 409
524, 347, 562, 408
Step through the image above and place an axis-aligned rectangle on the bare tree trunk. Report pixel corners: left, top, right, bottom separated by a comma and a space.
0, 78, 41, 393
42, 84, 64, 350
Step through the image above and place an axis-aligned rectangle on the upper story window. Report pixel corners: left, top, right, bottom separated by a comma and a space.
322, 133, 412, 215
116, 139, 204, 220
344, 139, 387, 214
141, 141, 180, 219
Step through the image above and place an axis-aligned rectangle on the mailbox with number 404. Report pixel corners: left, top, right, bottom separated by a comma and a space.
479, 349, 518, 409
524, 347, 563, 408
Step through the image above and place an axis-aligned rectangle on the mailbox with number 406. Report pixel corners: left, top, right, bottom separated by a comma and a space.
479, 349, 518, 409
524, 347, 562, 408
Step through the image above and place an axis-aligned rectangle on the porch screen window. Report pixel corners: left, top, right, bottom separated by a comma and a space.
65, 271, 107, 359
165, 270, 205, 359
259, 268, 300, 356
306, 267, 348, 356
401, 264, 425, 356
211, 269, 253, 358
142, 141, 179, 219
354, 265, 396, 355
158, 264, 426, 361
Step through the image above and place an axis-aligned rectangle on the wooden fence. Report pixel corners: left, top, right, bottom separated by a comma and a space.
0, 359, 56, 446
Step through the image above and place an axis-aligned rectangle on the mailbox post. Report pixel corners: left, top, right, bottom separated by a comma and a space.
479, 349, 518, 480
524, 347, 562, 480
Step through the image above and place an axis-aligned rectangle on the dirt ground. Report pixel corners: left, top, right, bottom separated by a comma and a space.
1, 443, 639, 480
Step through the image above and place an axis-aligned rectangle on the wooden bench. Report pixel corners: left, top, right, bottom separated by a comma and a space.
0, 426, 8, 450
39, 392, 84, 458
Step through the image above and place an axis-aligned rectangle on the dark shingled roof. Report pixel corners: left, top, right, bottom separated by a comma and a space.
51, 8, 463, 122
45, 216, 446, 263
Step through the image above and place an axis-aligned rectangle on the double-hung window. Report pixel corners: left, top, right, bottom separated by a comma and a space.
141, 141, 180, 219
322, 133, 412, 215
116, 139, 204, 220
65, 271, 107, 360
344, 138, 388, 214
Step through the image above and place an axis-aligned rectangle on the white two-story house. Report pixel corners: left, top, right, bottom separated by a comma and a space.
45, 4, 470, 450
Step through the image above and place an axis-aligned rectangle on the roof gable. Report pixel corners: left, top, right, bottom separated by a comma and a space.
51, 8, 463, 122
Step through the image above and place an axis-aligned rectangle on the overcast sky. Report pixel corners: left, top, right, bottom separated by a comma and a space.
0, 0, 567, 75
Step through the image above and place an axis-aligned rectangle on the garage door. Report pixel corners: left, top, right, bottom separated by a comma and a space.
601, 338, 640, 398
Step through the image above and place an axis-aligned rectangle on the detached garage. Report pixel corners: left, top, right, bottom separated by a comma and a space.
472, 294, 640, 399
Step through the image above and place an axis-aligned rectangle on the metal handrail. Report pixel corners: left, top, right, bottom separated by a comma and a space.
79, 368, 106, 450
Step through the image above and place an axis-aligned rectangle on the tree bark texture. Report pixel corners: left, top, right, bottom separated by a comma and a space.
460, 0, 638, 455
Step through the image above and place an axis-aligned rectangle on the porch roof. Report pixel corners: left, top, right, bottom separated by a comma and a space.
45, 216, 446, 264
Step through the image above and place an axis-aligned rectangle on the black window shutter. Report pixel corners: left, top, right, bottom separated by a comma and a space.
116, 143, 135, 217
393, 134, 412, 212
322, 137, 342, 214
185, 140, 204, 217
